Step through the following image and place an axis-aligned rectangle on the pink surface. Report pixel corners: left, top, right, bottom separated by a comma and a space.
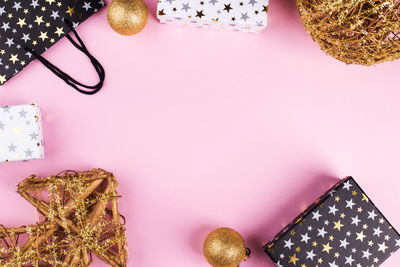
1, 0, 400, 266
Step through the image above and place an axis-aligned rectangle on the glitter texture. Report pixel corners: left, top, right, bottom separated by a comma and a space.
107, 0, 148, 35
203, 227, 248, 267
0, 169, 128, 266
297, 0, 400, 65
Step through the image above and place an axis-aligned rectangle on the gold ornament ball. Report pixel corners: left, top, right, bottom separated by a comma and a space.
107, 0, 148, 36
203, 227, 248, 267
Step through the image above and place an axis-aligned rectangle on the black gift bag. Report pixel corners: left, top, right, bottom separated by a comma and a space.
0, 0, 105, 94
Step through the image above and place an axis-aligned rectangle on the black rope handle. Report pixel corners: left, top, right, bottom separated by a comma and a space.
24, 20, 105, 95
237, 248, 251, 267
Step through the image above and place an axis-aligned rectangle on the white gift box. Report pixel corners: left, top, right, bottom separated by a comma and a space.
0, 104, 44, 163
157, 0, 269, 33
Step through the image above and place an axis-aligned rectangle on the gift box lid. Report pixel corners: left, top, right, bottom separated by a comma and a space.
157, 0, 269, 33
264, 177, 400, 266
0, 104, 44, 162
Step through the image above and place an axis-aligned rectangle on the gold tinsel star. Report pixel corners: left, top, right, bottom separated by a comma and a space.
0, 169, 128, 266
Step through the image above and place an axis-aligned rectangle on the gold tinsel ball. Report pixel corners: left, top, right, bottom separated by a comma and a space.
107, 0, 148, 35
203, 227, 248, 267
297, 0, 400, 65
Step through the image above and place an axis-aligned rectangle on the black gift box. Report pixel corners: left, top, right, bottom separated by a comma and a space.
264, 177, 400, 266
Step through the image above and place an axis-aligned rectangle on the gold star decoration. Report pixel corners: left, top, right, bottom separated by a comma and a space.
13, 126, 21, 134
41, 6, 46, 11
195, 10, 205, 19
333, 220, 344, 231
312, 241, 318, 247
288, 254, 299, 265
356, 231, 366, 242
352, 190, 357, 196
46, 0, 56, 4
9, 54, 19, 64
223, 3, 232, 12
34, 15, 44, 25
38, 31, 49, 41
7, 13, 12, 19
0, 169, 128, 266
0, 50, 5, 55
318, 258, 323, 263
357, 207, 363, 213
0, 74, 6, 84
158, 9, 166, 16
362, 194, 369, 202
66, 6, 75, 16
54, 26, 64, 37
295, 247, 301, 252
340, 213, 346, 218
322, 242, 332, 253
334, 252, 340, 258
16, 18, 26, 27
334, 196, 340, 202
57, 1, 62, 6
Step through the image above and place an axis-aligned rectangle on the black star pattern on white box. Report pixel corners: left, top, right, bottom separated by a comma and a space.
264, 177, 400, 267
157, 0, 268, 33
0, 0, 105, 85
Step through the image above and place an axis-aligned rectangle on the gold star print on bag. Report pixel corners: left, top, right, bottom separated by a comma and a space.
0, 0, 105, 94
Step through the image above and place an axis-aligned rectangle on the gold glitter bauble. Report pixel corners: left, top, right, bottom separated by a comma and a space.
203, 227, 248, 267
297, 0, 400, 65
107, 0, 148, 35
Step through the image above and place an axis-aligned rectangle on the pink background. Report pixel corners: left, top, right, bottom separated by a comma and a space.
1, 0, 400, 266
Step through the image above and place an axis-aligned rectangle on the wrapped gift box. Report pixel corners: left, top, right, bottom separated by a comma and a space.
0, 104, 44, 163
264, 177, 400, 266
157, 0, 269, 33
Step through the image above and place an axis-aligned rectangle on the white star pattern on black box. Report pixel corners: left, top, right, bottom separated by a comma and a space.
0, 0, 105, 85
264, 177, 400, 266
0, 104, 44, 162
157, 0, 268, 33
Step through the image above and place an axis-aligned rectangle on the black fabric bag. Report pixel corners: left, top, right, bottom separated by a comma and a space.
0, 0, 105, 94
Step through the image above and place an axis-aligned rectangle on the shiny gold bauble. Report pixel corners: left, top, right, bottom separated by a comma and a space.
107, 0, 148, 35
203, 227, 248, 267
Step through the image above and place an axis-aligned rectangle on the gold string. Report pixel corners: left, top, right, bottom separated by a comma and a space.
297, 0, 400, 65
0, 169, 128, 267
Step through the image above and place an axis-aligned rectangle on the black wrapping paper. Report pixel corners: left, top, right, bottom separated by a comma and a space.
0, 0, 105, 85
264, 177, 400, 266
